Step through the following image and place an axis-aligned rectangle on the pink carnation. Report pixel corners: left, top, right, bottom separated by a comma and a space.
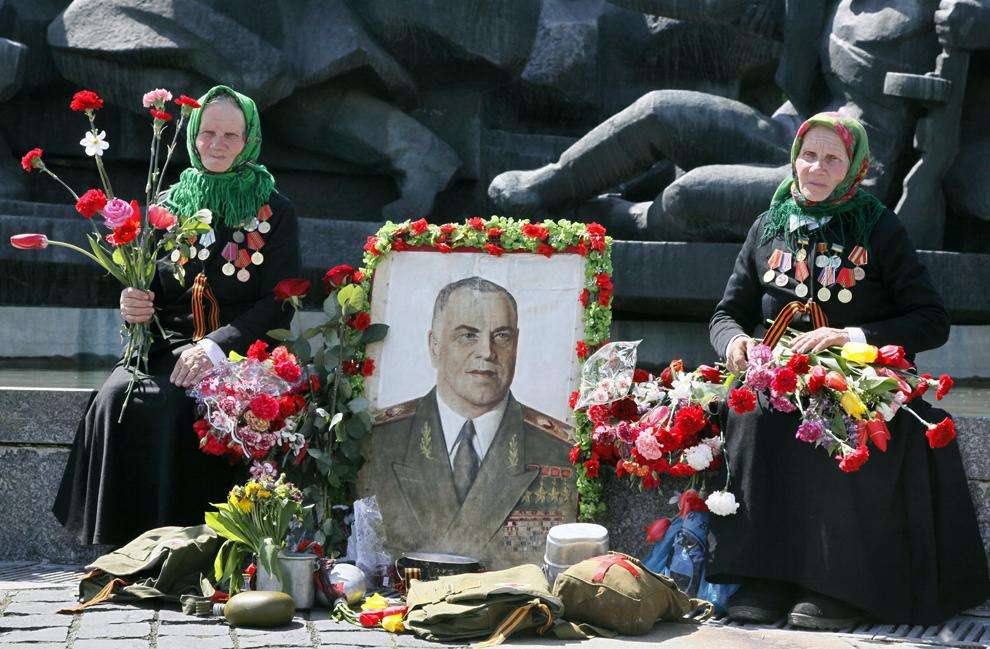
770, 394, 797, 413
635, 430, 663, 461
218, 395, 240, 416
142, 88, 173, 108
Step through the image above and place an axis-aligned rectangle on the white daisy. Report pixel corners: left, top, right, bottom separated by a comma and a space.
80, 130, 109, 157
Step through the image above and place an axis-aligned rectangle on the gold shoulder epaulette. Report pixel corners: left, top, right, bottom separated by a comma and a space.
521, 405, 574, 444
372, 399, 418, 426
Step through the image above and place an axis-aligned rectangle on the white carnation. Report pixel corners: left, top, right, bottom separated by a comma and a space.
702, 436, 723, 454
705, 490, 739, 516
685, 444, 714, 471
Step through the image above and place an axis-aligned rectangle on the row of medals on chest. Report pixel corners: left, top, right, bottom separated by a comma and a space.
169, 204, 272, 283
763, 237, 869, 304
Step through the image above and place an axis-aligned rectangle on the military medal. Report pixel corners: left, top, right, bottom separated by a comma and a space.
815, 242, 829, 268
221, 242, 237, 276
773, 250, 792, 287
836, 267, 856, 303
257, 203, 273, 234
220, 204, 272, 282
849, 245, 868, 281
765, 248, 785, 284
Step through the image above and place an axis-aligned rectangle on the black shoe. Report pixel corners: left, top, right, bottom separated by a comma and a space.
788, 591, 864, 630
726, 579, 796, 624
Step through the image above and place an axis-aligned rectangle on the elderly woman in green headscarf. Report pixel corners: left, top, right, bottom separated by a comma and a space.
709, 113, 990, 628
54, 86, 300, 546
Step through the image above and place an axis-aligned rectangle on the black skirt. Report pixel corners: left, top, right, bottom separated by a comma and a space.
708, 396, 990, 625
53, 341, 243, 546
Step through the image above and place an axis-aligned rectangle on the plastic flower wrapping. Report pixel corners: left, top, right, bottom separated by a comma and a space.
732, 332, 958, 473
189, 340, 310, 466
571, 342, 737, 516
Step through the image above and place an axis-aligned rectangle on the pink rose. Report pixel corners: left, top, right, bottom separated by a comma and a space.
142, 88, 173, 108
102, 198, 134, 229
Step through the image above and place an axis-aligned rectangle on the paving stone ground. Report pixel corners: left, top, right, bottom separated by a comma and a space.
2, 567, 984, 648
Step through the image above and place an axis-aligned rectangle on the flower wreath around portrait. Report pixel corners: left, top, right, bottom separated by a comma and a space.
273, 217, 613, 550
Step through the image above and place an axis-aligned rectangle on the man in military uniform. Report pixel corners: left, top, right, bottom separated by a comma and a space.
357, 276, 576, 569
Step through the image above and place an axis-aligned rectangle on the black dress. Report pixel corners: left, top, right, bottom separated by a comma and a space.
54, 192, 300, 546
708, 208, 990, 624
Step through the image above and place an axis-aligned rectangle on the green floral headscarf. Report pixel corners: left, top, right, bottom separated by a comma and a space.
761, 112, 884, 247
165, 85, 275, 228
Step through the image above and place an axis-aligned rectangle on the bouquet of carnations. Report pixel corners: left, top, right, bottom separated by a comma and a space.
207, 466, 311, 594
571, 342, 739, 516
728, 334, 957, 473
189, 339, 312, 466
10, 88, 209, 421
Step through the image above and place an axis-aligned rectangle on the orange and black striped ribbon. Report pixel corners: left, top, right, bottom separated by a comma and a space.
762, 300, 829, 351
191, 272, 221, 341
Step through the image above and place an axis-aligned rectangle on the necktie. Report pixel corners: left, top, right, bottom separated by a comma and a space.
452, 419, 479, 504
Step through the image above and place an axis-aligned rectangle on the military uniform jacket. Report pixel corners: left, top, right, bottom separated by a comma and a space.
358, 388, 576, 570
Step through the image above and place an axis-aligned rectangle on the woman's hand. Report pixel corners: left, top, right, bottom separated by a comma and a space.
790, 327, 850, 354
120, 288, 155, 324
727, 336, 755, 374
171, 346, 215, 388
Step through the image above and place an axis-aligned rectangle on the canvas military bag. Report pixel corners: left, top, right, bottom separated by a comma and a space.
553, 552, 712, 635
404, 563, 564, 647
60, 525, 220, 613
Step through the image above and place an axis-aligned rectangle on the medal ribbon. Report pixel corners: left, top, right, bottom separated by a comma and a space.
794, 260, 810, 282
767, 249, 784, 270
837, 268, 856, 288
762, 300, 829, 351
191, 272, 221, 341
849, 245, 868, 265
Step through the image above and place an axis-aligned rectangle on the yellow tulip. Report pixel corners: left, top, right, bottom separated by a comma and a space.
382, 614, 405, 633
840, 391, 868, 419
361, 593, 389, 611
840, 342, 878, 364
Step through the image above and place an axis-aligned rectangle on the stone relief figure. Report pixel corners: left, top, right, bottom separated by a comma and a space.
489, 0, 990, 247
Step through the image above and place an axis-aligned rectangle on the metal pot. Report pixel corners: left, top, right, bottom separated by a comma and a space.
256, 552, 315, 609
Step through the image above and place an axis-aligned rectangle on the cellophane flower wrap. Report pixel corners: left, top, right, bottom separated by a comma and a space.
10, 89, 208, 421
189, 341, 308, 467
570, 341, 738, 519
735, 331, 957, 473
206, 468, 311, 595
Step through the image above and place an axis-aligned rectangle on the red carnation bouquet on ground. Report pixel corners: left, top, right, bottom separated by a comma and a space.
571, 342, 740, 517
10, 88, 208, 420
188, 340, 310, 467
731, 333, 958, 473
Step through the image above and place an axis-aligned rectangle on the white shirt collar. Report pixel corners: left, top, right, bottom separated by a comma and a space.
789, 212, 832, 233
435, 389, 509, 467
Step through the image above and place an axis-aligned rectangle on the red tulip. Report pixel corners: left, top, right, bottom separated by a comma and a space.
10, 233, 49, 249
807, 365, 827, 393
645, 518, 671, 544
825, 371, 848, 392
866, 414, 891, 452
875, 345, 911, 370
274, 278, 311, 301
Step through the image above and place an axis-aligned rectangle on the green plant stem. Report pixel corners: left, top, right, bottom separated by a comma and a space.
46, 240, 106, 267
154, 114, 186, 198
42, 167, 79, 202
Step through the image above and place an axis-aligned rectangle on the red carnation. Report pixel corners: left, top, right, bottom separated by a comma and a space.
271, 345, 293, 364
935, 374, 954, 401
149, 108, 173, 122
912, 373, 933, 401
250, 394, 280, 420
75, 188, 107, 219
108, 218, 140, 246
278, 395, 305, 418
583, 454, 600, 478
361, 358, 375, 377
678, 489, 708, 517
568, 444, 581, 465
667, 462, 696, 478
247, 340, 270, 361
641, 472, 660, 490
522, 222, 549, 240
440, 223, 455, 235
70, 90, 103, 112
568, 390, 579, 409
728, 387, 757, 414
363, 235, 380, 256
595, 274, 613, 292
579, 289, 590, 307
786, 353, 811, 375
484, 242, 504, 257
323, 264, 354, 290
174, 95, 201, 109
391, 238, 408, 251
309, 374, 321, 393
587, 404, 609, 424
467, 217, 485, 230
435, 242, 453, 253
275, 359, 302, 383
274, 278, 310, 301
576, 341, 588, 358
837, 446, 869, 472
537, 243, 554, 258
342, 360, 360, 376
586, 222, 606, 237
487, 227, 503, 239
697, 365, 723, 383
674, 404, 707, 436
771, 367, 798, 394
598, 291, 611, 307
807, 365, 827, 393
926, 417, 956, 448
609, 398, 638, 421
350, 311, 371, 331
633, 368, 650, 383
352, 270, 364, 283
410, 218, 428, 235
20, 148, 43, 172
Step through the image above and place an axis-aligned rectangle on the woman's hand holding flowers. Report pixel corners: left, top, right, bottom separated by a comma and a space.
727, 335, 755, 374
171, 346, 214, 388
120, 287, 155, 324
790, 327, 851, 354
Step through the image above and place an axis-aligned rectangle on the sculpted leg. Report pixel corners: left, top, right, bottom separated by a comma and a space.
489, 89, 790, 214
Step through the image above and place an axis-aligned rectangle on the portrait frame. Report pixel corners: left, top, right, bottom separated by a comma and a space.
348, 217, 612, 567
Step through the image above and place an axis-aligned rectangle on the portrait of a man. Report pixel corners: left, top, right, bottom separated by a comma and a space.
358, 272, 578, 569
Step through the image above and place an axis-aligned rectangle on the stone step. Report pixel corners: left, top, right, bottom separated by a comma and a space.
3, 201, 990, 322
2, 386, 989, 565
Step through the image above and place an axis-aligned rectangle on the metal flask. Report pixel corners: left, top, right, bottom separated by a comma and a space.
213, 590, 295, 627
